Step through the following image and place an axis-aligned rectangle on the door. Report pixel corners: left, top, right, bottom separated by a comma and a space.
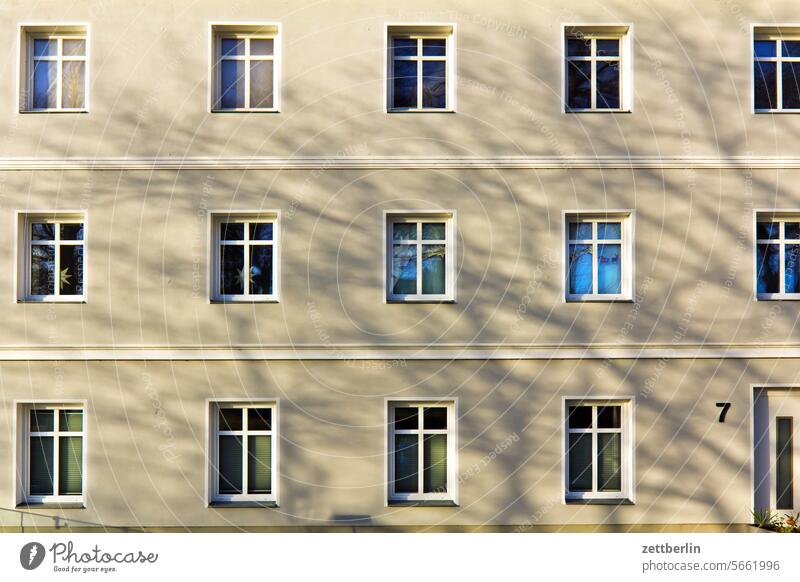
754, 389, 800, 513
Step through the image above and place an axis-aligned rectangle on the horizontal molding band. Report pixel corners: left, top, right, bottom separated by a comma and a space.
0, 343, 798, 360
0, 155, 798, 171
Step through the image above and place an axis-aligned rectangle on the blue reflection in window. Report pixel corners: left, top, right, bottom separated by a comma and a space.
569, 244, 592, 294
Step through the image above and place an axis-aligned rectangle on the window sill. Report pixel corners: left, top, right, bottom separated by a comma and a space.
565, 296, 633, 303
19, 109, 89, 114
211, 109, 280, 114
210, 298, 280, 304
209, 501, 278, 508
387, 109, 456, 114
388, 500, 458, 507
754, 109, 800, 114
565, 497, 634, 505
756, 295, 800, 301
17, 502, 86, 509
18, 298, 87, 304
565, 109, 632, 114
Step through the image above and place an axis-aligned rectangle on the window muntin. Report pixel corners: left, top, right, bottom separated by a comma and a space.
387, 215, 454, 302
210, 403, 276, 503
23, 405, 85, 503
22, 216, 85, 301
565, 401, 631, 501
213, 30, 278, 111
212, 215, 278, 302
756, 217, 800, 299
753, 34, 800, 111
565, 32, 625, 111
388, 402, 455, 502
565, 214, 630, 301
388, 31, 451, 111
25, 32, 87, 111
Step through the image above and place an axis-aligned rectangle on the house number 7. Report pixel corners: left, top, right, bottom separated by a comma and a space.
716, 402, 731, 423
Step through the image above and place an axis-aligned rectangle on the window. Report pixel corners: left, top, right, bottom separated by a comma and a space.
753, 27, 800, 112
387, 24, 455, 111
19, 214, 85, 302
20, 25, 88, 112
19, 404, 85, 504
385, 212, 455, 302
211, 24, 280, 111
387, 401, 456, 504
756, 214, 800, 299
209, 402, 277, 504
565, 213, 632, 301
211, 213, 279, 302
564, 25, 632, 112
565, 400, 632, 502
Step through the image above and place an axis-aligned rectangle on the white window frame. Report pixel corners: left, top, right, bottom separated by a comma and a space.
386, 399, 458, 505
561, 24, 633, 113
207, 400, 279, 505
383, 210, 456, 303
17, 211, 87, 303
209, 22, 281, 113
15, 401, 87, 506
752, 25, 800, 113
385, 23, 456, 112
563, 398, 634, 502
754, 211, 800, 300
563, 211, 633, 302
209, 211, 280, 303
18, 23, 89, 113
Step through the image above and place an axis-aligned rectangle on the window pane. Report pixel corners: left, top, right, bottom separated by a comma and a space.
30, 410, 54, 432
754, 40, 776, 58
568, 433, 592, 492
597, 222, 621, 240
221, 38, 244, 56
756, 243, 780, 294
569, 222, 592, 240
218, 435, 243, 494
220, 245, 245, 295
61, 61, 85, 108
421, 244, 445, 295
247, 408, 272, 431
754, 61, 777, 110
393, 223, 416, 240
220, 60, 245, 109
250, 60, 274, 108
29, 436, 54, 496
422, 39, 446, 57
60, 223, 84, 241
250, 38, 273, 56
567, 38, 591, 57
597, 433, 621, 492
59, 410, 83, 432
568, 406, 593, 429
394, 407, 418, 430
59, 436, 83, 495
568, 244, 592, 294
422, 61, 446, 108
597, 243, 621, 295
394, 434, 418, 493
392, 60, 417, 108
782, 62, 800, 109
33, 39, 56, 57
776, 417, 793, 510
249, 222, 273, 241
31, 245, 55, 296
59, 245, 84, 296
597, 406, 621, 429
249, 245, 273, 295
392, 244, 417, 295
392, 38, 417, 57
757, 221, 780, 240
421, 223, 445, 240
786, 223, 800, 239
32, 223, 55, 241
218, 408, 243, 431
33, 60, 57, 109
567, 61, 591, 109
596, 39, 619, 57
220, 222, 244, 240
786, 245, 800, 293
247, 435, 272, 494
782, 40, 800, 58
63, 39, 86, 56
423, 434, 447, 493
596, 61, 620, 109
424, 407, 447, 430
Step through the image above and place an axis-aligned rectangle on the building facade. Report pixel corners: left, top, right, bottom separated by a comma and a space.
0, 0, 798, 531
